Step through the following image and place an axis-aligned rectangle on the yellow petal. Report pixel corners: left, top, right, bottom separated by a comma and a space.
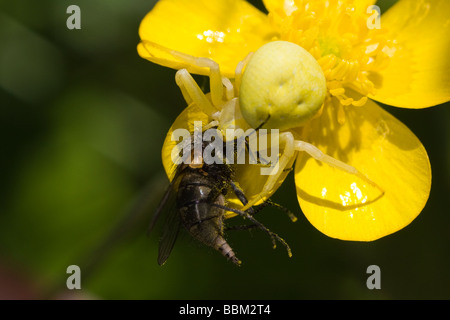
262, 0, 298, 16
263, 0, 377, 16
162, 103, 293, 216
138, 0, 277, 77
161, 103, 209, 181
353, 0, 378, 12
368, 0, 450, 108
295, 98, 431, 241
229, 152, 296, 213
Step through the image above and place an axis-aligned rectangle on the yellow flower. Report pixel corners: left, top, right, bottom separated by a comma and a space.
137, 0, 450, 241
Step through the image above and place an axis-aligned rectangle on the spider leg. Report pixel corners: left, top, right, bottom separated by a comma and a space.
241, 132, 296, 211
293, 140, 385, 194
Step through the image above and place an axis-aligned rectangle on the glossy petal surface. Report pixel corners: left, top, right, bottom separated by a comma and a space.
369, 0, 450, 108
138, 0, 277, 77
295, 99, 431, 240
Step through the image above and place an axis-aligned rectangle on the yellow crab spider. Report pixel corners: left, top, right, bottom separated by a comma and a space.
240, 41, 328, 131
142, 40, 383, 210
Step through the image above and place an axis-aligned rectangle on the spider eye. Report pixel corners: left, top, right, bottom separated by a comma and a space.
239, 41, 327, 130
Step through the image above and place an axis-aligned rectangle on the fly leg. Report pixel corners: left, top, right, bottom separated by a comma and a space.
229, 180, 296, 221
224, 195, 297, 229
224, 224, 258, 231
213, 203, 292, 258
258, 199, 298, 223
221, 181, 293, 257
229, 180, 255, 214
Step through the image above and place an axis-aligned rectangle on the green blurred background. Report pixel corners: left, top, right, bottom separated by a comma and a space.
0, 0, 449, 300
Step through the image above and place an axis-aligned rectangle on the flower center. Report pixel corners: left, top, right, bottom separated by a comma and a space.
318, 36, 342, 57
268, 0, 392, 109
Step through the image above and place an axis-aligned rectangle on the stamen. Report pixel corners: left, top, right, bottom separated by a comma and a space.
338, 96, 354, 106
272, 0, 393, 114
318, 54, 338, 71
352, 96, 367, 107
337, 103, 346, 125
329, 88, 345, 96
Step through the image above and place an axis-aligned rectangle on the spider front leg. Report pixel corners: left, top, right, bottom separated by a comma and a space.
142, 41, 231, 111
171, 53, 234, 113
234, 52, 253, 97
241, 132, 296, 211
241, 131, 385, 211
293, 140, 385, 194
175, 69, 218, 116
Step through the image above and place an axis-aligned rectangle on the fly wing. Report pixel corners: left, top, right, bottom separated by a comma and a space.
148, 164, 185, 233
157, 203, 181, 265
148, 181, 176, 234
148, 164, 186, 265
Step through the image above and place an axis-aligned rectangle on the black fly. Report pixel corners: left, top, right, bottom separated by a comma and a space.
149, 127, 293, 266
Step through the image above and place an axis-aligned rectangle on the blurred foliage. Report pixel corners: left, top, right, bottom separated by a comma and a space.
0, 0, 449, 300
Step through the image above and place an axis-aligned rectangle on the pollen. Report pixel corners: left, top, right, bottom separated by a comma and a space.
268, 0, 393, 114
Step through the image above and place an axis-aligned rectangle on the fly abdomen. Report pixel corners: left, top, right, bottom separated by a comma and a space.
214, 236, 241, 266
176, 168, 240, 265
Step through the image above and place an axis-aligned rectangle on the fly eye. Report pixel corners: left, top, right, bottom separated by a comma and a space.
239, 41, 327, 130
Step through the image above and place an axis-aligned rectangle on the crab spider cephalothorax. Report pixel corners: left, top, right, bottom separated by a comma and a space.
142, 40, 384, 210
